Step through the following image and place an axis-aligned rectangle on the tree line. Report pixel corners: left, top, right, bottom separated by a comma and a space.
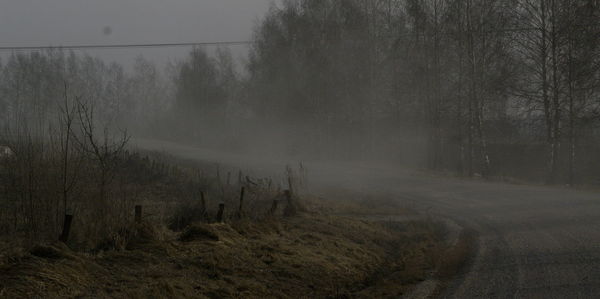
2, 0, 600, 185
246, 0, 600, 184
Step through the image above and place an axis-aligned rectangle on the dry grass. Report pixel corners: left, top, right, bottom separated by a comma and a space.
0, 212, 443, 298
0, 147, 292, 250
0, 147, 464, 298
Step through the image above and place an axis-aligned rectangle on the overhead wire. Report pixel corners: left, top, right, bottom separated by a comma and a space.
0, 23, 598, 52
0, 41, 252, 52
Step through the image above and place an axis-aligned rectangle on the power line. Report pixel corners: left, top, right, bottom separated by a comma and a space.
0, 23, 598, 52
0, 41, 253, 52
0, 29, 556, 52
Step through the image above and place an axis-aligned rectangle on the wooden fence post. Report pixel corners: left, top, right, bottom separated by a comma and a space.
135, 205, 142, 223
200, 191, 206, 212
59, 214, 73, 243
270, 199, 279, 215
287, 176, 294, 196
283, 190, 296, 217
216, 203, 225, 222
238, 187, 245, 216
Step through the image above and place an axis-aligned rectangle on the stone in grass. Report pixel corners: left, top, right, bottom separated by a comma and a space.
179, 224, 219, 242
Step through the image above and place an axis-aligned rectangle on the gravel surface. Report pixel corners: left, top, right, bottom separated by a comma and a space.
135, 139, 600, 299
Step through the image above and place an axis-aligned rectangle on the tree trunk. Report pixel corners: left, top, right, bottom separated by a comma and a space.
466, 0, 475, 177
549, 0, 561, 184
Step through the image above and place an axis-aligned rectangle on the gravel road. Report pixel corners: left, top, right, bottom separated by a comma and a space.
134, 139, 600, 298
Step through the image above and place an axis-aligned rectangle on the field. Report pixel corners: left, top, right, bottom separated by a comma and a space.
0, 206, 454, 298
0, 148, 470, 298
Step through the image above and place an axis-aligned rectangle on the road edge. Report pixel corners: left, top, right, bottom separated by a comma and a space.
405, 218, 478, 299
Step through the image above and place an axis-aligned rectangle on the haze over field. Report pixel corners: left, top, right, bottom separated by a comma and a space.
2, 1, 600, 298
2, 0, 600, 194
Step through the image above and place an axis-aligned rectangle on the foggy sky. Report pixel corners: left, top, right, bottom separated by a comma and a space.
0, 0, 273, 67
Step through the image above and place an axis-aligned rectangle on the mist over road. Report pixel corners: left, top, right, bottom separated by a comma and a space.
135, 139, 600, 298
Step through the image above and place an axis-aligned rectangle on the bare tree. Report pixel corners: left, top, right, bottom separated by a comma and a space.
73, 96, 129, 210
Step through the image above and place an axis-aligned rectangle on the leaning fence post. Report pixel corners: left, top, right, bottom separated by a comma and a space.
200, 191, 206, 212
216, 203, 225, 222
270, 199, 279, 215
238, 187, 245, 216
59, 214, 73, 243
283, 190, 296, 217
135, 205, 142, 223
287, 176, 294, 196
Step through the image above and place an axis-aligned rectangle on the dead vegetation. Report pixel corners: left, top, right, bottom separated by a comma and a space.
0, 134, 471, 298
0, 97, 457, 297
0, 86, 306, 250
0, 211, 445, 298
0, 117, 463, 298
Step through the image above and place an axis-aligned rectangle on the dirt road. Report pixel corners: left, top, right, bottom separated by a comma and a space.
134, 139, 600, 298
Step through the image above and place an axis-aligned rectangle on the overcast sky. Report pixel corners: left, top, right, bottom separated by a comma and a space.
0, 0, 274, 68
